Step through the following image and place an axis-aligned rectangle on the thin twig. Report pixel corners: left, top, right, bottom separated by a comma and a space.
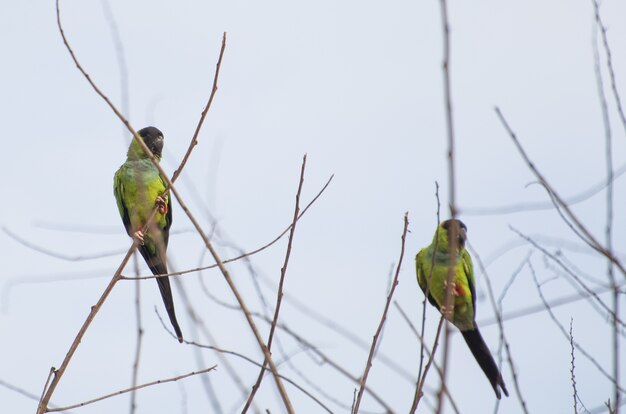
591, 0, 626, 136
257, 316, 395, 413
3, 227, 125, 261
415, 316, 446, 410
480, 281, 626, 328
129, 255, 143, 414
512, 227, 626, 329
172, 34, 227, 183
47, 367, 217, 412
0, 378, 69, 412
353, 213, 409, 413
120, 174, 334, 281
461, 162, 626, 216
152, 315, 334, 414
196, 259, 396, 412
469, 244, 529, 414
495, 106, 626, 279
37, 4, 227, 412
411, 184, 441, 414
242, 155, 307, 412
591, 6, 621, 408
529, 261, 626, 393
437, 0, 457, 409
417, 183, 441, 380
394, 303, 460, 414
570, 318, 578, 414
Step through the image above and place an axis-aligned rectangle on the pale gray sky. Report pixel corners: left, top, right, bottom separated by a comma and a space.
1, 0, 626, 413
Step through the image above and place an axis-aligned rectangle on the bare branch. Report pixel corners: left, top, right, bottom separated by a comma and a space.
120, 174, 334, 281
3, 227, 125, 261
37, 4, 228, 412
394, 303, 459, 414
529, 261, 626, 393
469, 244, 529, 414
47, 366, 217, 412
353, 213, 409, 413
243, 155, 307, 412
569, 318, 579, 414
495, 107, 626, 279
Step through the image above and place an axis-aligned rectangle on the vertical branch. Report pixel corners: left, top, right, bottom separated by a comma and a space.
410, 183, 441, 413
569, 318, 578, 414
38, 4, 231, 413
592, 7, 620, 410
242, 155, 307, 413
417, 183, 441, 378
411, 316, 446, 413
352, 213, 409, 413
130, 255, 143, 414
437, 0, 457, 411
100, 0, 130, 142
470, 245, 529, 414
495, 107, 626, 278
37, 247, 138, 414
395, 303, 459, 414
591, 0, 626, 136
172, 33, 227, 183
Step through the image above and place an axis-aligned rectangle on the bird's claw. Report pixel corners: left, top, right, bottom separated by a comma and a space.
440, 305, 454, 320
156, 195, 168, 214
443, 280, 459, 296
133, 230, 145, 245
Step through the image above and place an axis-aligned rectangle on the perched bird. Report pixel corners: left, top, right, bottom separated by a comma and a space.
114, 126, 183, 343
415, 219, 508, 399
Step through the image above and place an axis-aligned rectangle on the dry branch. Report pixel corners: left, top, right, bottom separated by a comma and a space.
242, 155, 307, 412
47, 367, 217, 412
353, 213, 409, 413
37, 4, 228, 412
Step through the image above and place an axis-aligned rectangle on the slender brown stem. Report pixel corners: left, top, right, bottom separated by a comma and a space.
121, 174, 334, 282
183, 339, 333, 413
242, 155, 307, 412
411, 185, 441, 414
36, 245, 137, 414
256, 316, 395, 412
37, 4, 228, 412
529, 261, 626, 393
495, 107, 626, 279
469, 244, 529, 414
437, 0, 457, 410
172, 34, 227, 183
353, 213, 409, 413
395, 303, 459, 414
591, 6, 621, 408
129, 255, 143, 414
414, 316, 445, 411
48, 367, 216, 412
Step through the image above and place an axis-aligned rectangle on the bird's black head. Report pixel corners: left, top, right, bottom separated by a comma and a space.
441, 219, 468, 248
138, 126, 164, 157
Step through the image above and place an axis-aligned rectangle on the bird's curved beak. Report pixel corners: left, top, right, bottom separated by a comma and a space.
458, 226, 467, 247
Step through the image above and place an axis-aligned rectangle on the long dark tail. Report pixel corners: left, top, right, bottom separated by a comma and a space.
138, 246, 184, 343
461, 328, 508, 399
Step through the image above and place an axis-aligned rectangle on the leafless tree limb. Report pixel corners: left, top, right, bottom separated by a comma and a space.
120, 174, 334, 281
243, 155, 307, 412
47, 366, 217, 412
469, 244, 528, 414
36, 4, 228, 412
353, 213, 409, 413
495, 107, 626, 280
529, 261, 626, 394
394, 303, 459, 414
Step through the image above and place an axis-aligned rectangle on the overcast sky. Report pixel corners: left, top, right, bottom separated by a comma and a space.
2, 0, 626, 413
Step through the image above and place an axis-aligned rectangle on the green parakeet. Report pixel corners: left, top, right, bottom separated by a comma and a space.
114, 126, 183, 343
416, 219, 508, 399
